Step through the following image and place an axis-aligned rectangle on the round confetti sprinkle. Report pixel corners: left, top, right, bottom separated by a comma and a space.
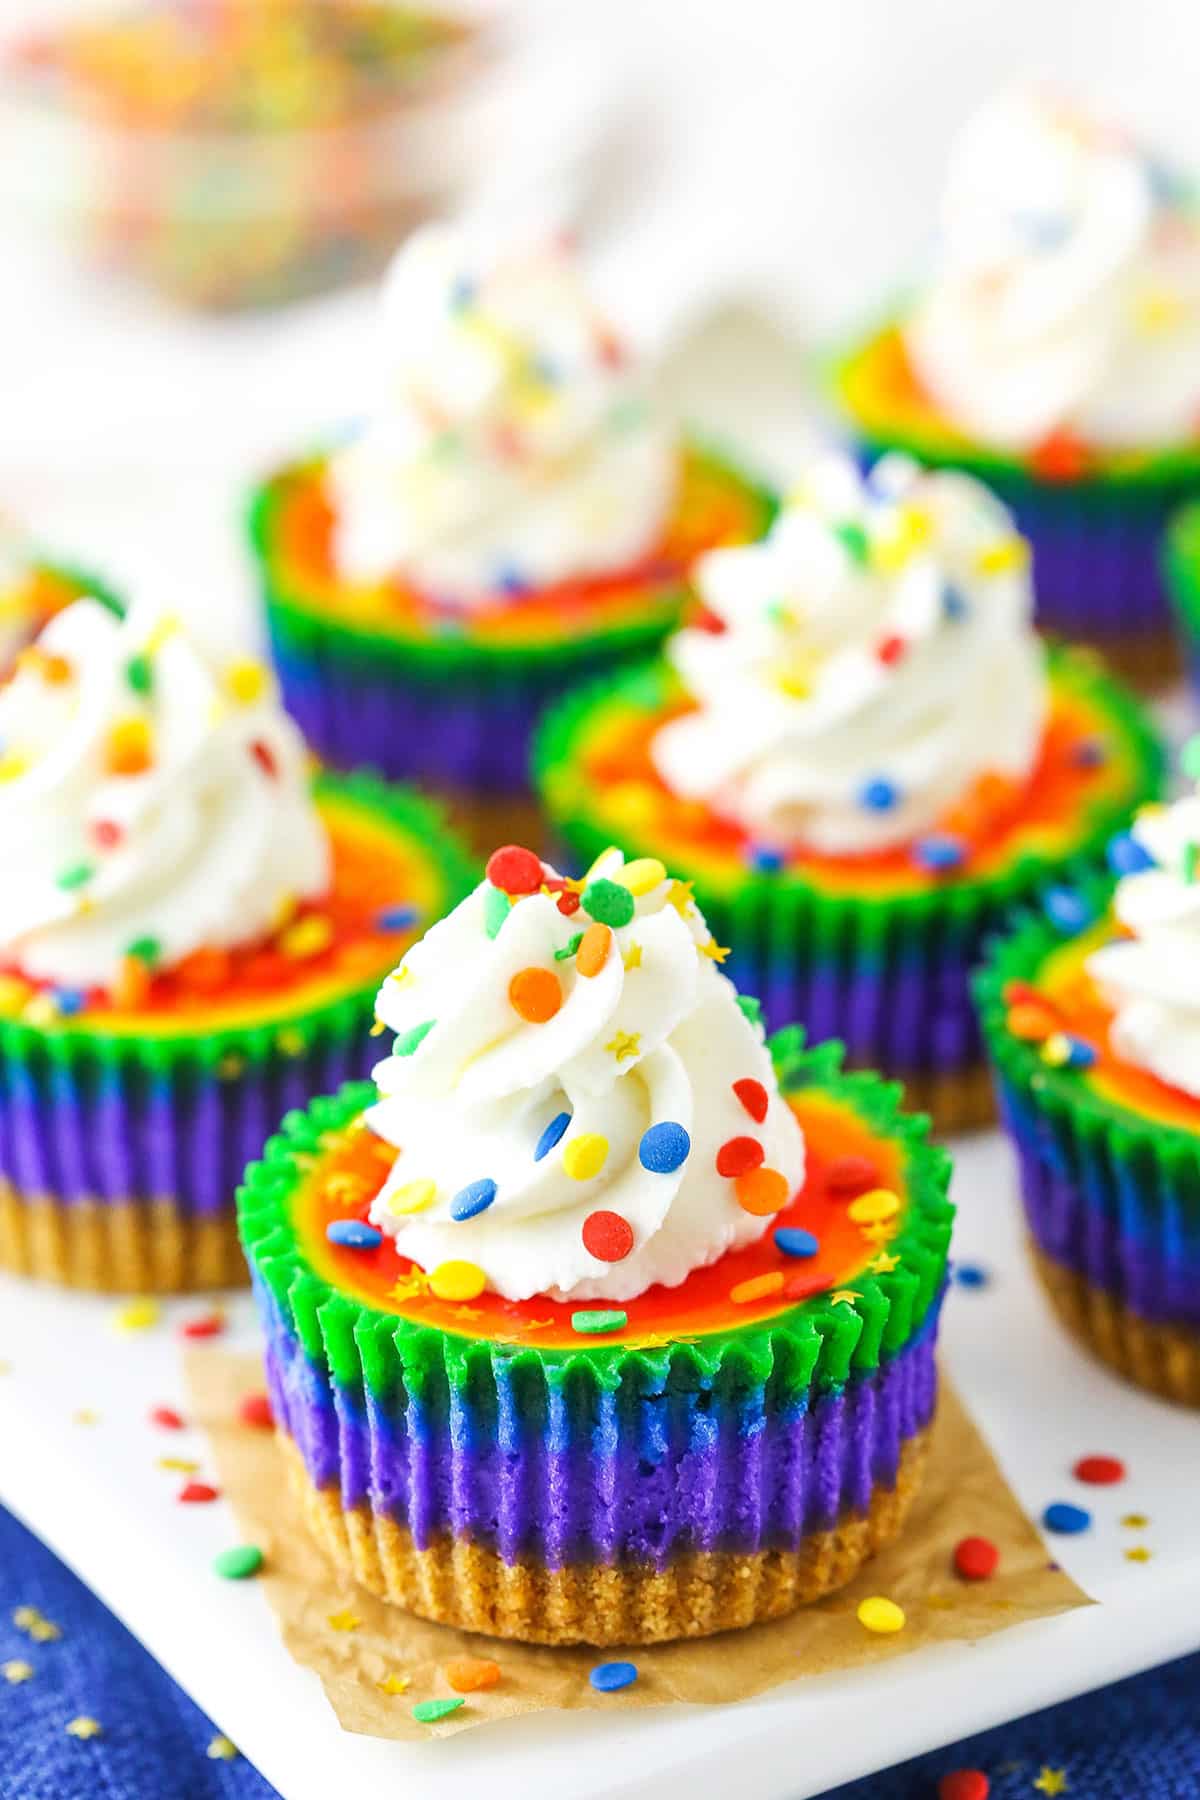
446, 1657, 501, 1693
238, 1393, 273, 1430
509, 966, 562, 1023
715, 1136, 764, 1178
954, 1264, 989, 1289
732, 1077, 768, 1123
589, 1660, 638, 1692
571, 1309, 627, 1335
875, 633, 906, 665
429, 1261, 487, 1302
557, 890, 581, 916
582, 1210, 634, 1262
1042, 1501, 1091, 1535
149, 1406, 184, 1430
213, 1545, 263, 1580
534, 1111, 572, 1162
393, 1179, 436, 1214
1107, 832, 1155, 877
1073, 1455, 1125, 1486
857, 1595, 905, 1634
847, 1187, 900, 1224
485, 845, 543, 895
179, 1482, 219, 1505
1043, 886, 1093, 934
581, 877, 636, 928
105, 717, 152, 775
412, 1697, 466, 1724
859, 775, 898, 812
563, 1134, 609, 1181
619, 856, 667, 896
825, 1155, 877, 1197
483, 885, 510, 939
450, 1179, 498, 1222
325, 1219, 383, 1250
730, 1271, 785, 1305
774, 1226, 819, 1258
953, 1535, 999, 1581
734, 1166, 790, 1216
638, 1121, 691, 1173
395, 1020, 435, 1057
938, 1773, 990, 1800
576, 922, 613, 978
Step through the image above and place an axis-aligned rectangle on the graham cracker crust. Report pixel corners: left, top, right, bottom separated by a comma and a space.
1032, 1243, 1200, 1408
885, 1061, 996, 1137
281, 1426, 930, 1646
0, 1186, 247, 1292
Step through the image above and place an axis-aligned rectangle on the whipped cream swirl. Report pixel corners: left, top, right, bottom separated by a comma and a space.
905, 87, 1200, 451
651, 454, 1046, 855
0, 599, 329, 991
1088, 797, 1200, 1098
329, 224, 676, 604
367, 848, 805, 1303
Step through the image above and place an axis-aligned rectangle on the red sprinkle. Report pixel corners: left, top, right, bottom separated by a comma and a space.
953, 1535, 999, 1581
178, 1482, 219, 1504
825, 1155, 877, 1197
91, 818, 123, 850
875, 634, 907, 666
149, 1406, 185, 1431
732, 1078, 768, 1123
180, 1313, 225, 1340
1073, 1454, 1126, 1486
1001, 980, 1043, 1008
938, 1774, 990, 1800
716, 1136, 765, 1178
556, 891, 581, 916
250, 739, 278, 779
1031, 426, 1089, 482
485, 845, 544, 896
782, 1269, 828, 1303
581, 1210, 635, 1263
691, 607, 728, 636
238, 1393, 274, 1430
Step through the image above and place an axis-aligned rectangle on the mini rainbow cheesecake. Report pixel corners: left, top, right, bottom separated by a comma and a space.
0, 524, 121, 680
0, 598, 474, 1292
239, 843, 954, 1646
535, 453, 1163, 1132
828, 88, 1200, 686
249, 226, 772, 849
977, 758, 1200, 1406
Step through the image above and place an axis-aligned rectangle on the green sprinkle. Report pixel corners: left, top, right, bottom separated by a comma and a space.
737, 995, 764, 1028
411, 1698, 465, 1724
571, 1308, 627, 1335
125, 654, 153, 696
834, 521, 870, 564
395, 1020, 435, 1056
582, 879, 635, 929
483, 885, 510, 940
1181, 735, 1200, 780
57, 862, 94, 891
607, 398, 646, 433
126, 936, 161, 967
555, 932, 584, 961
213, 1545, 263, 1581
1185, 843, 1199, 884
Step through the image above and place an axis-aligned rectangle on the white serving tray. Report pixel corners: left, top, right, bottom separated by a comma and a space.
3, 1128, 1200, 1800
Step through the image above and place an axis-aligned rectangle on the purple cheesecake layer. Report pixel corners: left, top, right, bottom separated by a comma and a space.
0, 1025, 377, 1216
259, 1280, 942, 1569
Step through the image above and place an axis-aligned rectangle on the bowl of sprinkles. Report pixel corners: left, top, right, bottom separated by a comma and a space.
534, 452, 1164, 1133
238, 842, 954, 1645
0, 597, 475, 1292
977, 746, 1200, 1406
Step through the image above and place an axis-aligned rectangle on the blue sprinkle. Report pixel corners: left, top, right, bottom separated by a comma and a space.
913, 833, 966, 873
1013, 210, 1071, 251
1043, 886, 1094, 934
1058, 1034, 1098, 1071
1042, 1501, 1091, 1536
325, 1219, 383, 1250
52, 988, 87, 1016
638, 1121, 691, 1174
450, 275, 477, 311
859, 776, 899, 812
534, 1111, 571, 1162
747, 843, 784, 873
942, 582, 970, 622
450, 1178, 498, 1222
1106, 832, 1155, 877
494, 564, 530, 597
954, 1263, 990, 1289
376, 904, 418, 932
589, 1660, 638, 1693
1072, 738, 1106, 770
774, 1227, 819, 1258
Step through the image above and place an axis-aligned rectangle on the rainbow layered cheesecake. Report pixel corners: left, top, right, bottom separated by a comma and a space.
249, 225, 772, 849
978, 762, 1200, 1405
1, 523, 120, 679
535, 453, 1163, 1132
239, 843, 954, 1645
0, 598, 474, 1291
830, 88, 1200, 685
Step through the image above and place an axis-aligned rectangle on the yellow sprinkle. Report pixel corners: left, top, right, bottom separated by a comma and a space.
830, 1289, 861, 1307
429, 1260, 487, 1302
666, 879, 695, 917
606, 781, 660, 831
114, 1297, 160, 1333
847, 1188, 901, 1225
65, 1716, 103, 1739
857, 1595, 905, 1634
27, 1618, 61, 1643
862, 1220, 898, 1245
974, 537, 1030, 576
72, 1409, 100, 1426
1121, 1513, 1150, 1529
157, 1456, 200, 1475
389, 964, 414, 987
370, 1017, 387, 1036
143, 613, 180, 655
279, 915, 333, 960
12, 1607, 40, 1631
377, 1672, 411, 1695
1124, 1546, 1153, 1563
868, 1251, 901, 1274
871, 502, 931, 572
0, 750, 29, 783
622, 941, 643, 971
392, 1179, 436, 1215
584, 843, 623, 880
206, 1736, 238, 1761
699, 939, 730, 963
3, 1661, 33, 1683
1133, 285, 1184, 334
224, 657, 269, 705
0, 976, 32, 1017
1033, 1770, 1068, 1797
563, 1134, 609, 1181
619, 857, 667, 897
605, 1030, 641, 1062
327, 1609, 361, 1632
21, 995, 60, 1029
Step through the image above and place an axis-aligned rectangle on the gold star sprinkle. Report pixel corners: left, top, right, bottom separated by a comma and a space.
1124, 1546, 1153, 1563
2, 1661, 33, 1684
868, 1252, 900, 1274
28, 1618, 61, 1643
606, 1030, 641, 1062
377, 1673, 410, 1695
830, 1289, 861, 1307
157, 1456, 200, 1475
666, 879, 695, 917
1121, 1513, 1150, 1529
389, 964, 413, 987
328, 1610, 361, 1632
451, 1305, 485, 1322
206, 1736, 238, 1761
862, 1221, 898, 1245
699, 939, 730, 963
1033, 1769, 1068, 1796
65, 1717, 102, 1740
114, 1297, 159, 1333
390, 1271, 431, 1303
622, 941, 643, 971
12, 1607, 40, 1631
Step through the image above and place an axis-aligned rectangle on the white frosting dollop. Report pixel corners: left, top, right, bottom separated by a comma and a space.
651, 454, 1046, 855
1087, 797, 1200, 1098
905, 88, 1200, 450
328, 225, 676, 603
0, 599, 330, 991
367, 848, 805, 1303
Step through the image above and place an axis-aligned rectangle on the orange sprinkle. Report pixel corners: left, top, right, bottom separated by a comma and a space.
509, 966, 562, 1024
734, 1167, 791, 1217
730, 1271, 785, 1305
445, 1656, 501, 1693
576, 922, 612, 979
40, 652, 73, 685
105, 717, 153, 776
113, 955, 150, 1009
1006, 1002, 1057, 1042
